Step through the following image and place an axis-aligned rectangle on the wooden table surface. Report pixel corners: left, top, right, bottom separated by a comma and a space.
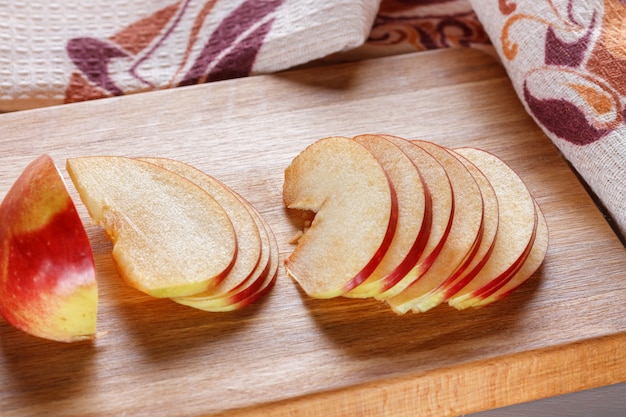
0, 48, 624, 417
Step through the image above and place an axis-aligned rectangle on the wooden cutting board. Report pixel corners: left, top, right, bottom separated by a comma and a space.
0, 48, 624, 417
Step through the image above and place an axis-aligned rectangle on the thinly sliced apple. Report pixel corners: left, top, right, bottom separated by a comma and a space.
344, 134, 429, 299
415, 150, 501, 310
471, 202, 548, 307
371, 135, 454, 300
173, 204, 274, 310
386, 141, 484, 314
181, 215, 280, 312
283, 136, 398, 298
447, 148, 538, 310
282, 135, 547, 312
0, 155, 97, 342
138, 157, 263, 302
66, 156, 237, 298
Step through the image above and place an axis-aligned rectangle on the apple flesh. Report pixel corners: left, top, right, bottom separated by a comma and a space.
172, 195, 277, 311
447, 148, 538, 310
370, 134, 454, 299
176, 214, 280, 312
344, 134, 429, 299
172, 206, 270, 308
282, 134, 548, 314
138, 157, 263, 301
137, 157, 278, 311
470, 202, 548, 307
416, 150, 500, 310
0, 155, 97, 342
66, 156, 237, 298
386, 141, 484, 314
283, 136, 398, 298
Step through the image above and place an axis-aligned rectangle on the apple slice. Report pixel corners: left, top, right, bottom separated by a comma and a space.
177, 214, 280, 312
173, 204, 275, 311
66, 156, 237, 298
370, 135, 454, 300
471, 202, 548, 307
344, 134, 429, 299
447, 148, 538, 310
415, 150, 501, 310
283, 136, 398, 298
137, 157, 263, 302
0, 155, 97, 342
386, 140, 484, 314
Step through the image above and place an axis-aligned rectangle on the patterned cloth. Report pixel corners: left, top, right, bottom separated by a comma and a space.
0, 0, 381, 110
468, 0, 626, 240
0, 0, 624, 239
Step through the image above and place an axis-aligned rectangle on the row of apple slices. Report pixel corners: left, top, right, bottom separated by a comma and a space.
282, 134, 548, 313
0, 155, 278, 343
66, 156, 279, 312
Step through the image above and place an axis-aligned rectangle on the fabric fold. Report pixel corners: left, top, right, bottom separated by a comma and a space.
0, 0, 382, 111
468, 0, 626, 239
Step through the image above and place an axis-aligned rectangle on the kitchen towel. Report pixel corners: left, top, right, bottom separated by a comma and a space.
467, 0, 626, 239
0, 0, 381, 111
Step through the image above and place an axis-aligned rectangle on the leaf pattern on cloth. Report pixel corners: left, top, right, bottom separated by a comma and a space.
65, 0, 284, 103
179, 0, 282, 85
500, 0, 626, 146
66, 38, 130, 97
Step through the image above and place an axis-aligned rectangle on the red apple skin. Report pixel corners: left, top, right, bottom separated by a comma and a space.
0, 155, 97, 342
173, 212, 279, 312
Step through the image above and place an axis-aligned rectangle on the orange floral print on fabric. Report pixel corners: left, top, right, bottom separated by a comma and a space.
567, 82, 615, 116
110, 2, 183, 55
502, 0, 626, 145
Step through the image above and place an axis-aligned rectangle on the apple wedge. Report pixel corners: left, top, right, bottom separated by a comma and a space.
66, 156, 237, 298
0, 155, 97, 342
344, 134, 429, 299
447, 148, 538, 310
386, 140, 484, 314
283, 136, 398, 298
137, 157, 263, 303
369, 134, 454, 300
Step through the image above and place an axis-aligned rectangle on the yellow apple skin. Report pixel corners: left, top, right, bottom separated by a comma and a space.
0, 155, 97, 342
